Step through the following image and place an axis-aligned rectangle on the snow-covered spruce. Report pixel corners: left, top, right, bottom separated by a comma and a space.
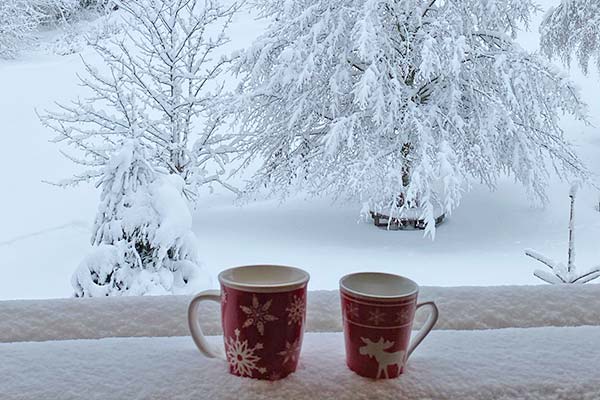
73, 139, 210, 297
233, 0, 589, 237
525, 183, 600, 284
41, 0, 241, 196
541, 0, 600, 75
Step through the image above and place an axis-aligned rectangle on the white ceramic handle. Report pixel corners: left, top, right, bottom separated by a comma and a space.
406, 301, 439, 358
187, 289, 225, 359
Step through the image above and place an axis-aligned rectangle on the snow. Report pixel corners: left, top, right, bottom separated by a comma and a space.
2, 285, 600, 343
1, 327, 600, 399
0, 1, 600, 299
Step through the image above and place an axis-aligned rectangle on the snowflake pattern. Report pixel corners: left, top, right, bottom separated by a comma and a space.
221, 290, 228, 305
225, 329, 267, 377
277, 339, 301, 365
367, 309, 386, 326
395, 308, 412, 324
240, 295, 279, 336
346, 303, 359, 320
285, 295, 305, 326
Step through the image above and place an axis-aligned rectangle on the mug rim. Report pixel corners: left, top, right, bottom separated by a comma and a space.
339, 272, 419, 300
218, 264, 310, 293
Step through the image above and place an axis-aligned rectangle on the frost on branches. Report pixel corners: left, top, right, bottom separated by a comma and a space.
72, 138, 210, 297
41, 0, 241, 196
525, 183, 600, 284
541, 0, 600, 75
234, 0, 589, 237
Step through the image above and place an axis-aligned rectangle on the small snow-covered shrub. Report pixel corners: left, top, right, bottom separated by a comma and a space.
526, 184, 600, 284
72, 139, 210, 297
0, 0, 115, 58
32, 0, 80, 23
49, 11, 121, 56
0, 0, 42, 58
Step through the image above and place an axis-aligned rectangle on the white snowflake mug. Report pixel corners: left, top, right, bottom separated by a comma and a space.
188, 265, 310, 380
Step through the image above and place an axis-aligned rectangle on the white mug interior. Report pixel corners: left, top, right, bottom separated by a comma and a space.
218, 264, 309, 292
340, 272, 418, 299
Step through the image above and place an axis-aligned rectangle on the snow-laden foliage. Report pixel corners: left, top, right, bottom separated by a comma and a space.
0, 0, 87, 58
526, 183, 600, 284
0, 0, 43, 58
73, 138, 210, 297
234, 0, 589, 237
41, 0, 240, 196
541, 0, 600, 75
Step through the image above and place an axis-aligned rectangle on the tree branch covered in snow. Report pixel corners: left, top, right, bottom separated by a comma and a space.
233, 0, 589, 237
526, 183, 600, 284
41, 0, 242, 197
540, 0, 600, 74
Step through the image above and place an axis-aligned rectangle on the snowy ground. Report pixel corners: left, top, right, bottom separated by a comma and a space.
0, 2, 599, 300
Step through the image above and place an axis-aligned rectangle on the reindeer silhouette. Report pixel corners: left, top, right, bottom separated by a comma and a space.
359, 337, 406, 379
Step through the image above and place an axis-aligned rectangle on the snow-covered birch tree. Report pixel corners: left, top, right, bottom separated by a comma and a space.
541, 0, 600, 75
234, 0, 589, 237
41, 0, 241, 296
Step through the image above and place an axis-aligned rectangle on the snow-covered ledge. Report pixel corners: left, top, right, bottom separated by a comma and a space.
3, 285, 600, 399
3, 285, 600, 343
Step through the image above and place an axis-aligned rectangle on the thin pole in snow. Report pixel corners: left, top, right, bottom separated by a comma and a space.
567, 189, 576, 274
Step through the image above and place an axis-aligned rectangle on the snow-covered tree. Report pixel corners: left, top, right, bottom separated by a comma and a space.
42, 0, 241, 295
541, 0, 600, 75
233, 0, 589, 237
526, 183, 600, 284
41, 0, 241, 196
72, 137, 210, 296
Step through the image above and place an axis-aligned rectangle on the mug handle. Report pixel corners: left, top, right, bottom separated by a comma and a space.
406, 301, 439, 358
187, 289, 226, 360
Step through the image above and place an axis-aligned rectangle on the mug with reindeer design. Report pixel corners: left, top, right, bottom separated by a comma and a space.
340, 272, 438, 379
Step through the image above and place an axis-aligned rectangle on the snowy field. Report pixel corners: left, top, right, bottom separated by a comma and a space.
1, 2, 599, 300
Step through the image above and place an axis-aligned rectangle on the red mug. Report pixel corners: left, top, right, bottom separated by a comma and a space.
340, 272, 438, 379
188, 265, 309, 380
